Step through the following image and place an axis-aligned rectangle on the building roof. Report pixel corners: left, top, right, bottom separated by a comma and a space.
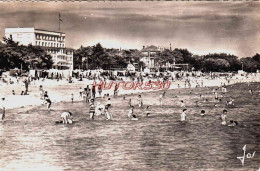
141, 45, 160, 52
35, 29, 65, 34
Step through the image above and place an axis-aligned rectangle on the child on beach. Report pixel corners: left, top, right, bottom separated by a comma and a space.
89, 101, 95, 120
79, 87, 83, 99
220, 109, 228, 125
181, 109, 187, 122
61, 111, 73, 124
138, 95, 143, 107
96, 102, 105, 116
0, 97, 6, 121
39, 88, 45, 104
180, 100, 185, 108
43, 91, 52, 111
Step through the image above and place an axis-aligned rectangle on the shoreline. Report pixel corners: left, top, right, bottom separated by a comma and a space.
1, 75, 259, 111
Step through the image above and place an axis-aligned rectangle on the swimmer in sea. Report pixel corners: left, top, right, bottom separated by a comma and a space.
220, 109, 228, 125
200, 110, 205, 116
195, 101, 199, 107
128, 106, 134, 118
181, 109, 187, 122
159, 92, 166, 106
71, 93, 74, 103
89, 100, 95, 120
105, 105, 111, 120
138, 95, 143, 107
228, 120, 238, 127
128, 99, 132, 107
61, 111, 73, 124
180, 100, 185, 108
106, 98, 111, 108
146, 106, 151, 117
128, 105, 138, 120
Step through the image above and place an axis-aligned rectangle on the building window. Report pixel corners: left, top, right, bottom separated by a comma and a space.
17, 34, 22, 38
42, 42, 44, 46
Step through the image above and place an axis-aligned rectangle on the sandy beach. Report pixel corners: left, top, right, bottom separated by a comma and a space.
1, 73, 259, 110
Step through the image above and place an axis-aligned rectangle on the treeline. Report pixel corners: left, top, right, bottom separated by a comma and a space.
73, 43, 143, 70
74, 43, 260, 72
0, 36, 259, 73
0, 36, 53, 71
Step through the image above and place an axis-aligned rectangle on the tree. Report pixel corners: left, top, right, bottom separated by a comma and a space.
0, 36, 53, 70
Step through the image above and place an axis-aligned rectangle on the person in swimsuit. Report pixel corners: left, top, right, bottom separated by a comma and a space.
89, 100, 95, 120
0, 97, 6, 121
181, 109, 187, 122
60, 111, 73, 124
146, 106, 151, 117
105, 105, 111, 120
138, 95, 143, 107
221, 109, 228, 125
159, 92, 166, 106
43, 91, 52, 111
180, 100, 185, 108
200, 110, 205, 116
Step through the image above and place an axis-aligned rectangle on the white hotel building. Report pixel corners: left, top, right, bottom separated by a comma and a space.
5, 27, 73, 70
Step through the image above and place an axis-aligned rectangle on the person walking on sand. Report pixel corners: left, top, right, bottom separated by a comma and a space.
24, 77, 30, 92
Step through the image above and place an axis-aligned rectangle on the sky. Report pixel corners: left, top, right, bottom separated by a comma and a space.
0, 1, 259, 57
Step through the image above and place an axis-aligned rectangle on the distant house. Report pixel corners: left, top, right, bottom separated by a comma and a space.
140, 45, 162, 69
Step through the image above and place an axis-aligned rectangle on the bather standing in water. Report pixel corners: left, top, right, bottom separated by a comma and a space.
61, 111, 73, 124
0, 97, 6, 121
220, 109, 228, 125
